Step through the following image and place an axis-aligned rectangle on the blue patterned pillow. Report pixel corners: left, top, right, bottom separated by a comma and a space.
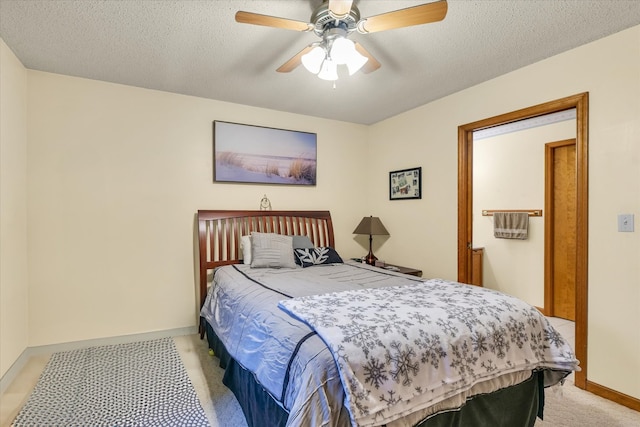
294, 247, 343, 267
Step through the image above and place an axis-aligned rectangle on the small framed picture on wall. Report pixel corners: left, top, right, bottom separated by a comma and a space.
389, 167, 422, 200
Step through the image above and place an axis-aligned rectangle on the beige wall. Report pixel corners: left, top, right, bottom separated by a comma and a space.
0, 39, 29, 378
368, 25, 640, 398
472, 120, 575, 306
25, 71, 369, 347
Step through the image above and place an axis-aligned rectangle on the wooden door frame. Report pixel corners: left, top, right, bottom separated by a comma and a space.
457, 92, 589, 389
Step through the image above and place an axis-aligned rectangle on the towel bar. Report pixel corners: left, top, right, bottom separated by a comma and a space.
482, 209, 542, 217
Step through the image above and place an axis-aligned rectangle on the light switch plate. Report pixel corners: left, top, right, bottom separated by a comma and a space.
618, 214, 634, 232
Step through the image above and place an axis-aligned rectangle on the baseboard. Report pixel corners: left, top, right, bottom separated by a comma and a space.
0, 326, 197, 394
586, 380, 640, 412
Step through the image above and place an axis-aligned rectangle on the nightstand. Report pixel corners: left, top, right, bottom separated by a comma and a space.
379, 264, 423, 277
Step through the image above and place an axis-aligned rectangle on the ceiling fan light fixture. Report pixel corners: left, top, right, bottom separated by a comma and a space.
238, 0, 448, 79
317, 59, 338, 81
301, 45, 326, 74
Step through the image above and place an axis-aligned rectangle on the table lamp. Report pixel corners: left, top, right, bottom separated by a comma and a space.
353, 216, 389, 265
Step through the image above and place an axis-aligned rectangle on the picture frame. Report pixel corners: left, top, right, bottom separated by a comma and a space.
389, 167, 422, 200
213, 121, 317, 186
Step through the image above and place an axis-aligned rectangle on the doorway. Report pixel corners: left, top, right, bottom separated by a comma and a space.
545, 139, 577, 321
457, 92, 589, 389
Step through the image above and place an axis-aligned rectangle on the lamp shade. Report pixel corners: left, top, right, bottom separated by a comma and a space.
330, 37, 369, 75
317, 59, 338, 81
346, 52, 368, 76
329, 37, 355, 64
301, 45, 326, 74
353, 216, 389, 236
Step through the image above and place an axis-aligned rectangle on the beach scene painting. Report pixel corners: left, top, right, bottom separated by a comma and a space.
214, 121, 317, 185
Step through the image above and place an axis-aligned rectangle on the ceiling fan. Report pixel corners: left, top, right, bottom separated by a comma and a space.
235, 0, 448, 81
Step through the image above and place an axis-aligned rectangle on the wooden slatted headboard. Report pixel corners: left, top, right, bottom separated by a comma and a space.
197, 210, 335, 310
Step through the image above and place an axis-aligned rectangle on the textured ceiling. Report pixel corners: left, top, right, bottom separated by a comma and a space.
1, 1, 639, 125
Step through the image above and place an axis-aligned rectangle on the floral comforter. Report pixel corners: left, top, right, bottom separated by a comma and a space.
279, 278, 579, 427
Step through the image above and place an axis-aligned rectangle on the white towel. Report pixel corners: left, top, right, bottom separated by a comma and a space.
493, 212, 529, 239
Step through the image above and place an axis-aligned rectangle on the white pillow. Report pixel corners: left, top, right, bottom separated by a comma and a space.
240, 235, 252, 264
250, 232, 296, 268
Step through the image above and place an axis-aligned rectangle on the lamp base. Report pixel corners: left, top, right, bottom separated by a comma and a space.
364, 251, 378, 266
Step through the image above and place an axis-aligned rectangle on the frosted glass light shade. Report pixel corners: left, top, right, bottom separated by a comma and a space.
346, 51, 368, 75
301, 46, 326, 74
330, 37, 354, 64
317, 59, 338, 81
330, 36, 368, 75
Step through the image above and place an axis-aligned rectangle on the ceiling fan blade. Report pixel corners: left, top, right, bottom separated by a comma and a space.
328, 0, 353, 19
357, 0, 448, 34
354, 42, 381, 74
235, 11, 313, 32
276, 45, 315, 73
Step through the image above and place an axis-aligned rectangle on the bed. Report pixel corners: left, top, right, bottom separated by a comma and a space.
197, 209, 578, 427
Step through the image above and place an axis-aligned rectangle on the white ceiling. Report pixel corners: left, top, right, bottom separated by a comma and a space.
1, 1, 639, 125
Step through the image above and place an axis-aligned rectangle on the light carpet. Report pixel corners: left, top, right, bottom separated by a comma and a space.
12, 335, 639, 427
189, 333, 639, 427
13, 338, 209, 427
534, 379, 640, 427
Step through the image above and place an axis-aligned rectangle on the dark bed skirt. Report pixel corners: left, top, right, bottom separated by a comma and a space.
202, 318, 542, 427
203, 319, 289, 427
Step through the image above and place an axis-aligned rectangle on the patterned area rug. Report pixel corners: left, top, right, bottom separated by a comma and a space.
13, 338, 210, 427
